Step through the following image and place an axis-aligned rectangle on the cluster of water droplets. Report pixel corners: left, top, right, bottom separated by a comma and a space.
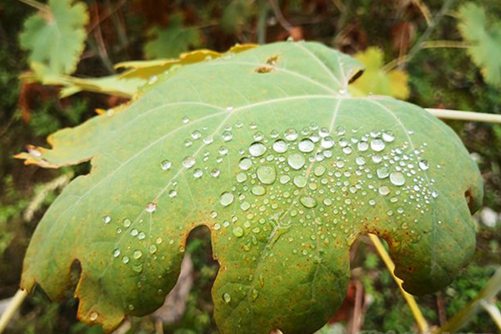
210, 122, 440, 245
207, 122, 440, 304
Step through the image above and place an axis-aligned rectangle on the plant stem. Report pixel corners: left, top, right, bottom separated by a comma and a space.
0, 289, 28, 334
434, 267, 501, 333
17, 0, 50, 14
256, 0, 269, 44
368, 234, 430, 334
420, 40, 471, 49
426, 108, 501, 124
480, 300, 501, 330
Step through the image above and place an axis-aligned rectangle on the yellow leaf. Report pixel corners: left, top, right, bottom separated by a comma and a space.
349, 47, 410, 99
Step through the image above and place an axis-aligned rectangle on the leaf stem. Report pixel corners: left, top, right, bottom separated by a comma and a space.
426, 108, 501, 124
368, 234, 429, 333
434, 267, 501, 333
0, 289, 28, 334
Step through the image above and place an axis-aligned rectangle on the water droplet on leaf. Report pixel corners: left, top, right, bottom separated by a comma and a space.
220, 192, 235, 207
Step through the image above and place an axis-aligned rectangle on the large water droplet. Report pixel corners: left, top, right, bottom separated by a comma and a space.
223, 293, 231, 303
146, 202, 157, 213
133, 250, 142, 259
321, 137, 334, 149
239, 157, 252, 170
249, 142, 267, 157
300, 196, 317, 208
160, 160, 172, 171
298, 139, 315, 153
314, 165, 326, 176
357, 141, 369, 152
236, 172, 247, 183
287, 153, 305, 170
103, 215, 111, 224
113, 249, 121, 257
284, 128, 298, 141
251, 185, 266, 196
272, 140, 288, 153
191, 130, 202, 140
220, 192, 234, 206
377, 167, 389, 179
280, 175, 290, 184
182, 156, 196, 169
389, 172, 405, 186
193, 168, 203, 179
232, 226, 244, 237
90, 312, 98, 321
240, 201, 251, 211
418, 160, 429, 171
378, 186, 390, 196
222, 131, 233, 142
219, 146, 228, 156
382, 132, 395, 142
293, 175, 307, 188
370, 139, 385, 152
256, 166, 276, 184
355, 157, 366, 166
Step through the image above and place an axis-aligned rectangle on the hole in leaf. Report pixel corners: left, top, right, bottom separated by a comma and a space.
464, 188, 474, 213
255, 65, 273, 73
266, 55, 279, 65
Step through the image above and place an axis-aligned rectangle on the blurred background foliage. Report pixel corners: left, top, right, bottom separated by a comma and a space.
0, 0, 500, 333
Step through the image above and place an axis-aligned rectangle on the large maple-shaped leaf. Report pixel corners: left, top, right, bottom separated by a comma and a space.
19, 0, 88, 76
458, 2, 501, 87
19, 42, 483, 333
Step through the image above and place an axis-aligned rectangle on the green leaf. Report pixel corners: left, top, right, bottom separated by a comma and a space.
19, 0, 89, 76
349, 47, 410, 99
22, 65, 146, 98
221, 0, 254, 33
144, 14, 202, 59
458, 2, 501, 87
19, 42, 483, 333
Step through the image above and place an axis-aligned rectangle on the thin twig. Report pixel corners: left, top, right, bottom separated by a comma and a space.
412, 0, 432, 26
383, 0, 455, 72
0, 289, 28, 334
91, 4, 115, 73
17, 0, 49, 13
426, 108, 501, 124
268, 0, 293, 33
88, 0, 127, 32
369, 234, 429, 334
